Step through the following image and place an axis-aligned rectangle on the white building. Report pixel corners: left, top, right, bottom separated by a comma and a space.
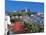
5, 15, 11, 25
5, 15, 11, 35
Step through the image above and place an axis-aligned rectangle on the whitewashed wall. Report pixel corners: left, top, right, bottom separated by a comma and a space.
5, 15, 11, 35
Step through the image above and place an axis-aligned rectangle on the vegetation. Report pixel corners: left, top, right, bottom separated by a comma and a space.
9, 11, 32, 17
24, 21, 44, 33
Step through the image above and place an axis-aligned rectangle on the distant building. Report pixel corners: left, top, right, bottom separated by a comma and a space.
15, 16, 19, 18
20, 9, 25, 12
31, 14, 34, 16
25, 8, 31, 12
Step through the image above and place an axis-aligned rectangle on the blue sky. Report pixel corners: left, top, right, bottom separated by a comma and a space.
5, 0, 44, 12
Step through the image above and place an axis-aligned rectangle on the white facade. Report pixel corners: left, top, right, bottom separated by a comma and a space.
31, 14, 34, 16
5, 15, 11, 35
5, 15, 11, 25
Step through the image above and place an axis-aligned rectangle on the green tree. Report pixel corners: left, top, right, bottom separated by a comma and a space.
27, 12, 32, 16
